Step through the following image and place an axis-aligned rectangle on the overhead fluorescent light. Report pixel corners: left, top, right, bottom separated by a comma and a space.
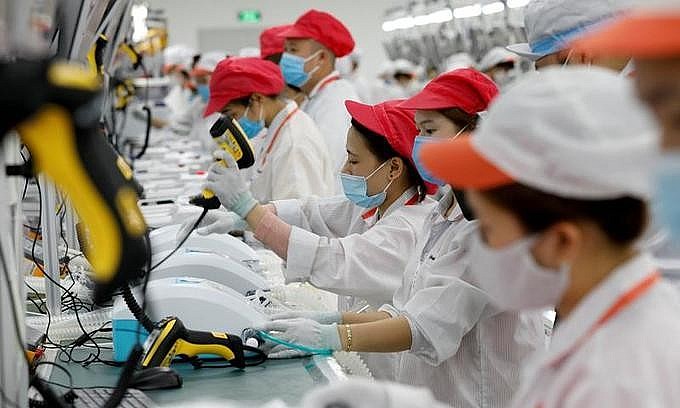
428, 8, 454, 24
382, 16, 415, 32
507, 0, 532, 8
454, 4, 482, 19
482, 2, 505, 15
383, 8, 451, 31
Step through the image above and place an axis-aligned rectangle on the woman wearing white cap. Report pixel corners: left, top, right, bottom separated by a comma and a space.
416, 66, 680, 407
255, 69, 544, 408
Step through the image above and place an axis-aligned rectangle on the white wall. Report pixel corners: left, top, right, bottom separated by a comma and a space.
148, 0, 397, 78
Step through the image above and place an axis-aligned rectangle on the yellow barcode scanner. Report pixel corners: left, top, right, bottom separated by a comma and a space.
189, 115, 255, 209
141, 317, 246, 369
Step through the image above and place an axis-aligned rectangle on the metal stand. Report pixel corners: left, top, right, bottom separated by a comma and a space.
0, 134, 29, 408
40, 174, 62, 316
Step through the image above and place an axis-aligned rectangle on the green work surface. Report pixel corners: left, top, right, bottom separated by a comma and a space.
49, 349, 341, 406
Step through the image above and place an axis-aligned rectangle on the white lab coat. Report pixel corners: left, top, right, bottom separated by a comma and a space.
274, 188, 437, 379
510, 253, 680, 408
380, 188, 545, 407
301, 71, 359, 174
164, 84, 192, 119
249, 101, 336, 202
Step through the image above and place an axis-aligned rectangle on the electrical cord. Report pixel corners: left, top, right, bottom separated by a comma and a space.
149, 207, 209, 272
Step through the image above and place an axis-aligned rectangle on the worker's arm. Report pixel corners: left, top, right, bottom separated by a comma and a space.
338, 316, 412, 353
341, 311, 391, 324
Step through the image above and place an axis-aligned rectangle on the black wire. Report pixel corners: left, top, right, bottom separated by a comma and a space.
149, 207, 208, 272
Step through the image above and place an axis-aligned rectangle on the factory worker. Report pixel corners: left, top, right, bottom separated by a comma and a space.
260, 25, 307, 107
391, 59, 419, 99
369, 60, 402, 104
279, 9, 359, 175
254, 69, 544, 407
418, 66, 680, 407
477, 47, 519, 88
170, 51, 225, 145
442, 52, 475, 72
507, 0, 637, 72
203, 57, 335, 202
573, 1, 680, 242
162, 44, 196, 116
189, 99, 435, 378
345, 49, 371, 103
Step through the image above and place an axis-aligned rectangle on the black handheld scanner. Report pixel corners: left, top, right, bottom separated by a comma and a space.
189, 115, 255, 209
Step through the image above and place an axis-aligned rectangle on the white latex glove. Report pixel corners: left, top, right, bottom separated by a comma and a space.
301, 379, 449, 408
254, 318, 341, 359
271, 310, 342, 325
175, 211, 246, 243
203, 150, 258, 218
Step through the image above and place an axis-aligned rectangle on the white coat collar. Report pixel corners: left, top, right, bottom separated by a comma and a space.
267, 101, 298, 137
308, 70, 341, 100
361, 186, 419, 226
436, 186, 464, 222
545, 252, 656, 366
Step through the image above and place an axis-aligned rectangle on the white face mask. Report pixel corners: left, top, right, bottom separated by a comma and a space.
469, 231, 570, 311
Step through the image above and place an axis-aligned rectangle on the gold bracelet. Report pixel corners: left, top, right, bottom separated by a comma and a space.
345, 325, 353, 352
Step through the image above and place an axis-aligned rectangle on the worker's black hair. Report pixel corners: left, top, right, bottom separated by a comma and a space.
264, 53, 283, 64
480, 183, 648, 245
351, 118, 428, 202
228, 94, 279, 108
495, 61, 515, 70
438, 108, 479, 131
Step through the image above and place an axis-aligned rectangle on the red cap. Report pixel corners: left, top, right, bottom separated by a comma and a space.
260, 25, 291, 59
279, 10, 355, 57
399, 68, 498, 114
571, 12, 680, 58
204, 57, 285, 117
420, 135, 513, 190
345, 99, 437, 194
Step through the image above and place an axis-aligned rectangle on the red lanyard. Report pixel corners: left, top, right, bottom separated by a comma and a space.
311, 75, 340, 97
257, 108, 299, 171
549, 271, 659, 368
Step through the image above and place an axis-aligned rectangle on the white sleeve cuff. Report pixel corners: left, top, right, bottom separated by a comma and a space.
378, 303, 401, 319
284, 226, 320, 283
273, 199, 303, 226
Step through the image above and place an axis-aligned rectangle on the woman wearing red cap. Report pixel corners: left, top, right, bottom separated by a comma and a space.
200, 98, 436, 379
249, 70, 543, 408
199, 57, 335, 202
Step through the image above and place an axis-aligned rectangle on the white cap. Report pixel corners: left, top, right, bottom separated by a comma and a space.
474, 66, 659, 199
477, 47, 518, 72
194, 51, 226, 73
393, 58, 417, 75
377, 60, 394, 77
444, 52, 474, 71
506, 0, 637, 61
238, 47, 261, 57
163, 44, 197, 70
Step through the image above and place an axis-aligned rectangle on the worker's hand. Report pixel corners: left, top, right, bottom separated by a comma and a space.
271, 310, 342, 325
203, 150, 258, 218
254, 318, 341, 359
175, 211, 246, 243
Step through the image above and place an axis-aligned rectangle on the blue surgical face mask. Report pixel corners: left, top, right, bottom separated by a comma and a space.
238, 105, 264, 139
341, 161, 394, 208
196, 84, 210, 103
411, 124, 468, 186
655, 152, 680, 243
279, 50, 322, 88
